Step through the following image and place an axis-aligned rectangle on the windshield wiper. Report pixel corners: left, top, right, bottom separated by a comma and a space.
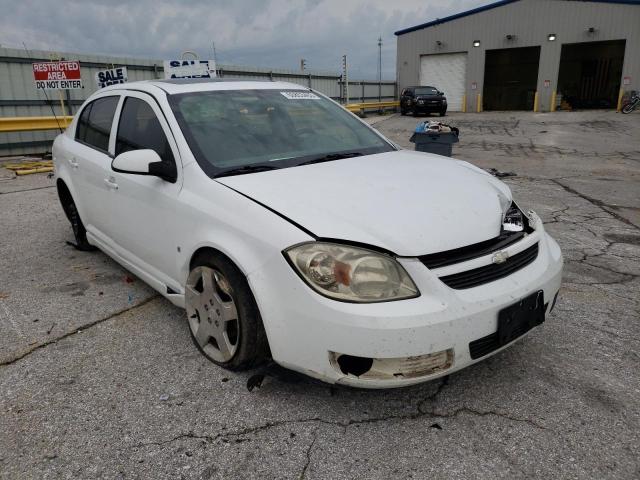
214, 164, 279, 178
297, 152, 364, 166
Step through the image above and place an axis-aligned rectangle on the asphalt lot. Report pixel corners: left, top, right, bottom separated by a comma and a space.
1, 110, 639, 479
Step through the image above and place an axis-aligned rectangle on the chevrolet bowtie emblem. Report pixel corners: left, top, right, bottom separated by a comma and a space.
492, 251, 510, 264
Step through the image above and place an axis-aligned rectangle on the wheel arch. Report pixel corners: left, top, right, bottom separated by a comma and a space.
189, 245, 238, 272
55, 177, 85, 221
183, 241, 266, 286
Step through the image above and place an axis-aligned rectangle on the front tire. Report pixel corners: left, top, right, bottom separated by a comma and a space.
185, 253, 269, 370
440, 110, 447, 117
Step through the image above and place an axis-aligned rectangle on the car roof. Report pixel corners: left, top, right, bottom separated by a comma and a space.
407, 86, 437, 89
99, 79, 310, 95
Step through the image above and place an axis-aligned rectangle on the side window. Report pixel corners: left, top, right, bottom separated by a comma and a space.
76, 103, 92, 142
115, 97, 174, 163
75, 96, 118, 152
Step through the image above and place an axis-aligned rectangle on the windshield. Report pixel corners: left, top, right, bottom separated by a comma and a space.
414, 87, 439, 95
169, 89, 394, 177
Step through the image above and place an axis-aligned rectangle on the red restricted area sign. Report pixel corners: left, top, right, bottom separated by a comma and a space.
33, 61, 83, 90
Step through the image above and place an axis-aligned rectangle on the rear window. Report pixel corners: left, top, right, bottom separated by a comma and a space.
76, 96, 119, 152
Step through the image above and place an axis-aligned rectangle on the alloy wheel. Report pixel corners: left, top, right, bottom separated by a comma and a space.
185, 266, 240, 363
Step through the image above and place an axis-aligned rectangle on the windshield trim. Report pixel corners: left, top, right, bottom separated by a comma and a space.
212, 147, 386, 178
167, 88, 396, 178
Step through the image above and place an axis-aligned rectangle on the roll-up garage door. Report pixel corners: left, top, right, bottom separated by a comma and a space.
420, 53, 467, 111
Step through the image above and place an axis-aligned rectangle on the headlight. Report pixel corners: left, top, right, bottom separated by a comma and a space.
503, 202, 525, 232
284, 242, 419, 303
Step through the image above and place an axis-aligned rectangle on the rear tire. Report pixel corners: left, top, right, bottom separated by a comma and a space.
185, 252, 270, 371
59, 188, 96, 252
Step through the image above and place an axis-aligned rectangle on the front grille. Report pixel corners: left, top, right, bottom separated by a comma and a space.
419, 231, 525, 270
439, 243, 539, 289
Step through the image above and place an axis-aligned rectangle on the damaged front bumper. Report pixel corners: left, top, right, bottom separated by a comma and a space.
247, 217, 563, 388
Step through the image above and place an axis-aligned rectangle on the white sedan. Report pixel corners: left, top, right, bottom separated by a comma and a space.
53, 79, 562, 388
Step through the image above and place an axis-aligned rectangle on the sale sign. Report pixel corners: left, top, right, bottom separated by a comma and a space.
33, 61, 83, 90
95, 66, 128, 88
163, 59, 216, 79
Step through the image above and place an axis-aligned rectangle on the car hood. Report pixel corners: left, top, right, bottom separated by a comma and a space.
216, 150, 512, 256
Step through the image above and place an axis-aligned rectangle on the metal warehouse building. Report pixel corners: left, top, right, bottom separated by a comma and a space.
395, 0, 639, 112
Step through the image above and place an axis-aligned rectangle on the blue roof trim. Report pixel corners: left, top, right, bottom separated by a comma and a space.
394, 0, 640, 36
394, 0, 520, 36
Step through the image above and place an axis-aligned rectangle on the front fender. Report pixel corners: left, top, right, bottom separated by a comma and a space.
174, 165, 312, 289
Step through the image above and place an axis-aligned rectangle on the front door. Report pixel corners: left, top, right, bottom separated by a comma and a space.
107, 92, 184, 290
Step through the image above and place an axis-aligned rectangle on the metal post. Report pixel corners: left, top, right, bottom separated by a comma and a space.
616, 88, 624, 112
58, 89, 67, 119
342, 55, 349, 104
65, 89, 73, 116
59, 56, 69, 119
377, 37, 382, 103
361, 82, 365, 103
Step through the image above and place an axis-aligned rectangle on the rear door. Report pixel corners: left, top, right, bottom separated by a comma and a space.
107, 91, 183, 289
72, 94, 120, 237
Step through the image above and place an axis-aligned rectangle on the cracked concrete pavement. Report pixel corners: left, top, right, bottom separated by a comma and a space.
1, 110, 639, 479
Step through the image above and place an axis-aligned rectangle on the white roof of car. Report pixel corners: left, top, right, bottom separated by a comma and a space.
100, 79, 310, 95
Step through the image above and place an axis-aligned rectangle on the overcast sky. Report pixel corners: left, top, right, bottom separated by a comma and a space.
1, 0, 486, 80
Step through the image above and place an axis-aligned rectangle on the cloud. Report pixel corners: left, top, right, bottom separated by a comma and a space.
1, 0, 485, 79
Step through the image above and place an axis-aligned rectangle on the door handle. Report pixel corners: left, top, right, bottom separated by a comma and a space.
104, 177, 119, 190
68, 157, 79, 169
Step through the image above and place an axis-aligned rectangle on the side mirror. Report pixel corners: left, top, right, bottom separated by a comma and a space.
111, 149, 177, 183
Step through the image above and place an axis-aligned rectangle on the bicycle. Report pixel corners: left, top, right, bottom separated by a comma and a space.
622, 92, 639, 114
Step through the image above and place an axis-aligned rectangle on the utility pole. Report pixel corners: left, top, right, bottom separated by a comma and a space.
342, 54, 349, 104
212, 42, 218, 65
377, 37, 382, 102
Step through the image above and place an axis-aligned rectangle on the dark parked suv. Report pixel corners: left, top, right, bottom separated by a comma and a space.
400, 86, 447, 116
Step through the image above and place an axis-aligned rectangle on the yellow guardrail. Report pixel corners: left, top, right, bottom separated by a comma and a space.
345, 101, 399, 113
1, 103, 399, 134
0, 116, 73, 133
